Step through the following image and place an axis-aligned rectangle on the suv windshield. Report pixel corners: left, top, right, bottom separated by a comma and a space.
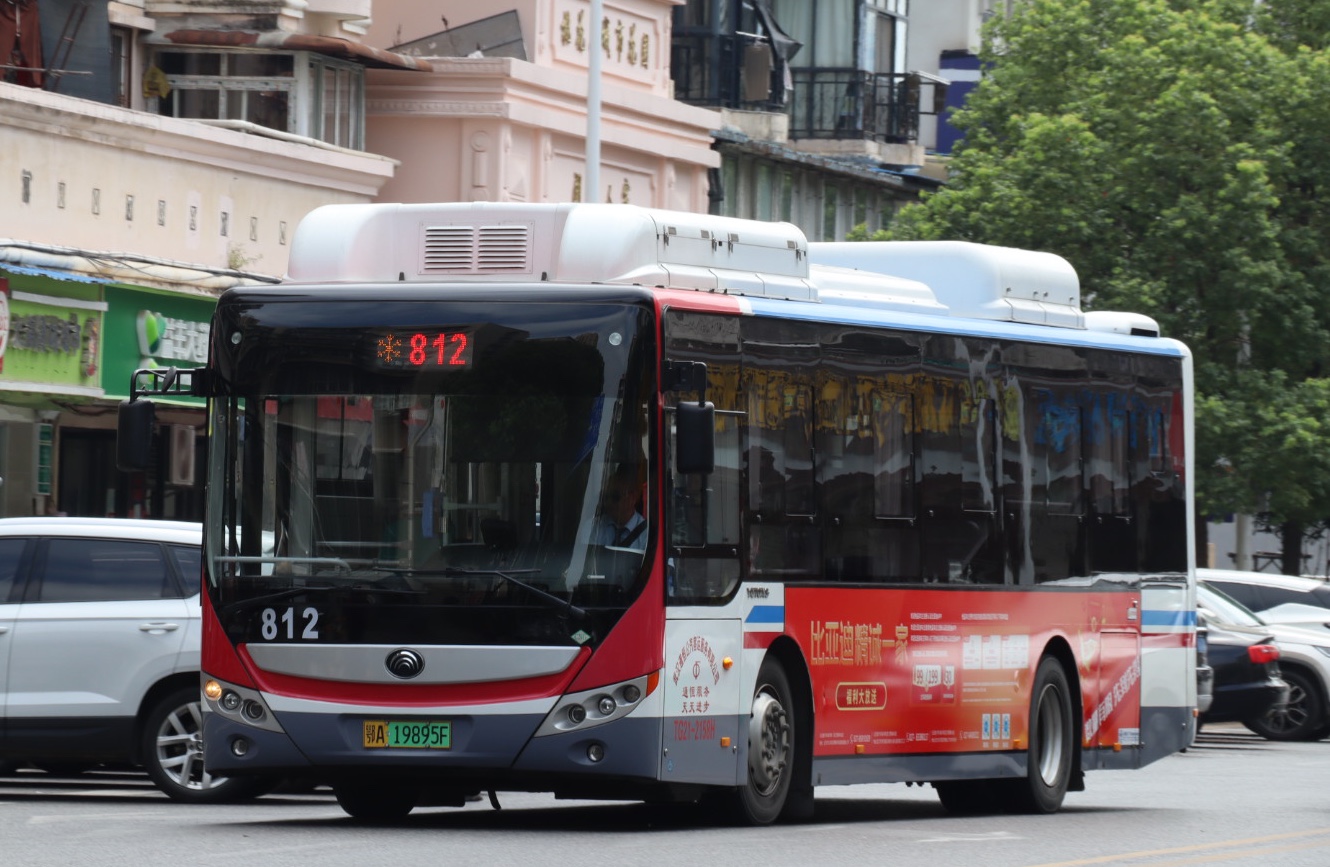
205, 292, 655, 649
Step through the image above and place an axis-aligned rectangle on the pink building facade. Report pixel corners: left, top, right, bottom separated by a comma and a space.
362, 1, 721, 210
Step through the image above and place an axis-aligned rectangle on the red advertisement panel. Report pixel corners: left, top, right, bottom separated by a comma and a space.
785, 586, 1143, 756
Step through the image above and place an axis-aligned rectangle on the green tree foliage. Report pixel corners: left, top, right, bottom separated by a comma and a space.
872, 0, 1330, 560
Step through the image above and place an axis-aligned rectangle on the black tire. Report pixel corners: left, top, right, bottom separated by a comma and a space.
934, 780, 1000, 815
726, 659, 795, 825
1245, 668, 1326, 741
1001, 656, 1074, 814
334, 782, 420, 820
141, 686, 273, 803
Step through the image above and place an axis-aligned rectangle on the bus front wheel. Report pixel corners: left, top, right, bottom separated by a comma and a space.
727, 659, 795, 825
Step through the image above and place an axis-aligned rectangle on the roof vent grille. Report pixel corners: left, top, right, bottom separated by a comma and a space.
422, 224, 531, 274
476, 225, 530, 271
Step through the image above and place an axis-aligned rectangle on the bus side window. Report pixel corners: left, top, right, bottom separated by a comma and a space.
668, 408, 741, 602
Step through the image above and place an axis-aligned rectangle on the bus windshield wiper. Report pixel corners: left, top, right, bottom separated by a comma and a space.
219, 582, 422, 617
419, 566, 588, 621
220, 585, 335, 617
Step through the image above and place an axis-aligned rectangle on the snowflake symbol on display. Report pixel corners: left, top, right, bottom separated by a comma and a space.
377, 333, 402, 364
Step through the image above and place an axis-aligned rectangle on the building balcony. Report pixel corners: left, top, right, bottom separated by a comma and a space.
788, 68, 920, 144
670, 32, 930, 156
670, 32, 789, 114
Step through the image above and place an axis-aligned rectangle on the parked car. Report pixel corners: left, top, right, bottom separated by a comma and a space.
1198, 581, 1330, 740
1197, 618, 1290, 732
1196, 616, 1214, 717
0, 517, 270, 802
1198, 568, 1330, 629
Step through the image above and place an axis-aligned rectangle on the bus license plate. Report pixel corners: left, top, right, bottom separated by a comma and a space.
363, 720, 452, 749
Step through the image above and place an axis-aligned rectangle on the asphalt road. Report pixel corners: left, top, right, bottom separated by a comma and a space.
1, 724, 1326, 867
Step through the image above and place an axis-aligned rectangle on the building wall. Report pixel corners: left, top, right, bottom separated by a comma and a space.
906, 0, 985, 154
2, 83, 396, 281
366, 0, 681, 99
366, 41, 719, 212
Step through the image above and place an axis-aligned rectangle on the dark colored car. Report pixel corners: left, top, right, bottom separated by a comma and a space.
1199, 619, 1290, 730
1196, 618, 1214, 716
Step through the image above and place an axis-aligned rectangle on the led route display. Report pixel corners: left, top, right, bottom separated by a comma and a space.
374, 330, 474, 369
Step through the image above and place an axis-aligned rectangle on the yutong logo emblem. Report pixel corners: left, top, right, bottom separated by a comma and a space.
385, 649, 425, 679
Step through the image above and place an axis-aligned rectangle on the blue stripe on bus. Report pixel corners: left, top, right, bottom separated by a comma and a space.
1141, 609, 1197, 627
744, 297, 1189, 358
746, 605, 785, 625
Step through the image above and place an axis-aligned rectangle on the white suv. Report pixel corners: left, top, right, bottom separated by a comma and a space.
1199, 579, 1330, 741
0, 517, 269, 801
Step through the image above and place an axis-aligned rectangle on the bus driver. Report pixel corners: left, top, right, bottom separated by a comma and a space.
597, 468, 646, 551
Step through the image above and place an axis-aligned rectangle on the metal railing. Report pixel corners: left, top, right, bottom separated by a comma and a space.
788, 68, 919, 143
670, 33, 790, 113
670, 38, 922, 145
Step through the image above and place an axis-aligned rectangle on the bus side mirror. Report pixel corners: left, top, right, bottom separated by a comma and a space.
117, 399, 156, 471
675, 401, 715, 474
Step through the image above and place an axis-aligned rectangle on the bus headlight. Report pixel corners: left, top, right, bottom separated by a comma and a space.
536, 673, 655, 737
203, 676, 285, 734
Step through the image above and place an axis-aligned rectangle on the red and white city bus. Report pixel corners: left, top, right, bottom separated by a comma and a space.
119, 202, 1197, 823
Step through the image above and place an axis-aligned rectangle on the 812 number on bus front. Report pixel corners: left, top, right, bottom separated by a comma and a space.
259, 606, 320, 640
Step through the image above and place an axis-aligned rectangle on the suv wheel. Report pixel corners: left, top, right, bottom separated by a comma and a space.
141, 686, 272, 803
1245, 669, 1326, 741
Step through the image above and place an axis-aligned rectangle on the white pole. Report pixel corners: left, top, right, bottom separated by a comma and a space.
586, 0, 602, 202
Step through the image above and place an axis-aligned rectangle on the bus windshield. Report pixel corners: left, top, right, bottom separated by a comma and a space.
204, 294, 655, 649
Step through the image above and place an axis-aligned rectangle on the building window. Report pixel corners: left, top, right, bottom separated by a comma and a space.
313, 56, 364, 149
150, 49, 364, 150
822, 184, 839, 241
111, 27, 132, 108
755, 163, 773, 221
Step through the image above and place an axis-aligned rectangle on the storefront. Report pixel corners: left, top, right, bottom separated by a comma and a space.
97, 285, 215, 520
0, 265, 109, 517
0, 264, 217, 519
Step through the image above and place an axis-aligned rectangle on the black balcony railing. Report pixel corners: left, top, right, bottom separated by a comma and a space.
671, 37, 922, 145
671, 33, 791, 113
788, 68, 919, 144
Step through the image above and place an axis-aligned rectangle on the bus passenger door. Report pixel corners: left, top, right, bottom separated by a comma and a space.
661, 618, 744, 785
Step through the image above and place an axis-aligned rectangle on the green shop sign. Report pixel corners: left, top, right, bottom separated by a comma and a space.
0, 294, 103, 388
103, 286, 216, 404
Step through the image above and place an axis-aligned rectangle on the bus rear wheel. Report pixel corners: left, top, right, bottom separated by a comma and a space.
1003, 656, 1073, 813
726, 659, 795, 825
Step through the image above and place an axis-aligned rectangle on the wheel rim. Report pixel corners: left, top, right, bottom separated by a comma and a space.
748, 688, 790, 796
1265, 681, 1309, 734
155, 699, 225, 792
1033, 682, 1066, 785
